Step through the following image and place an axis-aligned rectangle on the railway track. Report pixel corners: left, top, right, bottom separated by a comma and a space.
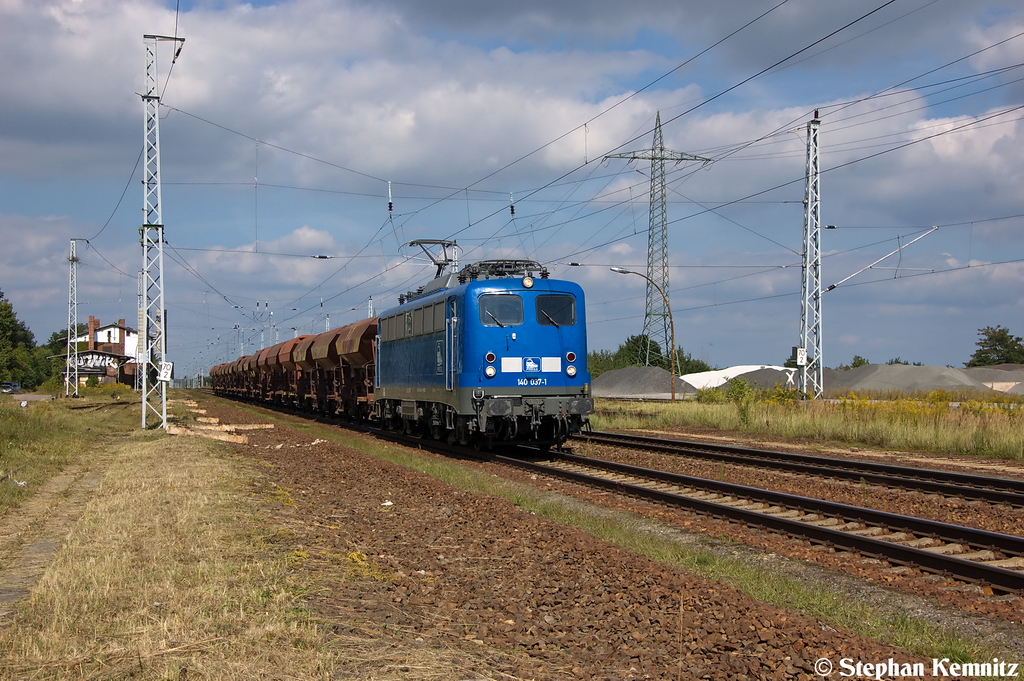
498, 451, 1024, 594
577, 430, 1024, 507
196, 392, 1024, 595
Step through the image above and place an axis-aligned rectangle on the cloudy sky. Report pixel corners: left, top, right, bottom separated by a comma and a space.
2, 0, 1023, 377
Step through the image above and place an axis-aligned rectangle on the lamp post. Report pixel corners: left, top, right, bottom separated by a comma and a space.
610, 267, 676, 401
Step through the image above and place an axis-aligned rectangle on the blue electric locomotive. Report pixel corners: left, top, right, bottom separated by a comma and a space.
375, 244, 593, 448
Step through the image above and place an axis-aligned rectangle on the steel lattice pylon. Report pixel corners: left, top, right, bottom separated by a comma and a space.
606, 112, 709, 366
136, 271, 144, 392
140, 34, 183, 429
798, 114, 823, 399
65, 239, 82, 398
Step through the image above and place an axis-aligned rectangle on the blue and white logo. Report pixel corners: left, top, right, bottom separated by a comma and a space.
524, 357, 540, 372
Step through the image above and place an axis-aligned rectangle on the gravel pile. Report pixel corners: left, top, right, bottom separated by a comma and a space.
962, 365, 1024, 394
825, 364, 993, 393
596, 363, 1024, 398
592, 366, 673, 397
595, 366, 795, 397
729, 367, 797, 390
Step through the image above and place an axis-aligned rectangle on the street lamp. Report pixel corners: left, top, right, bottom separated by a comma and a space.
610, 267, 676, 401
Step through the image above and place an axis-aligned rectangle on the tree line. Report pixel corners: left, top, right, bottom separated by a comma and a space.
0, 290, 83, 390
589, 326, 1024, 379
587, 335, 713, 378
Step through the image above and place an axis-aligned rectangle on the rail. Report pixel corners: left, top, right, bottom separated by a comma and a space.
577, 430, 1024, 507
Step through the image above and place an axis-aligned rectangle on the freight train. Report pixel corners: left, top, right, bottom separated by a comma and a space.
210, 243, 594, 448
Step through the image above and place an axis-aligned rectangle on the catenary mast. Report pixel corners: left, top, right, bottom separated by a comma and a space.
798, 112, 823, 399
140, 34, 183, 429
65, 239, 83, 398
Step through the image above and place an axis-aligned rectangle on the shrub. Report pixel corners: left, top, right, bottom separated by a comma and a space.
694, 387, 725, 404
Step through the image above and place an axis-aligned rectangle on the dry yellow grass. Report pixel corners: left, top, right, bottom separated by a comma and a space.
593, 395, 1024, 459
0, 431, 339, 679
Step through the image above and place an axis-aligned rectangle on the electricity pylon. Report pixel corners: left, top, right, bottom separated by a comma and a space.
606, 112, 710, 367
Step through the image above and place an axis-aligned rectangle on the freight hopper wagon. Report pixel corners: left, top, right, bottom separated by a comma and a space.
375, 258, 594, 449
210, 316, 378, 422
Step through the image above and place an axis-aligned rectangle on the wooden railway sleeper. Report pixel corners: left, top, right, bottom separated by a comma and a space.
805, 517, 843, 527
904, 537, 939, 548
990, 556, 1024, 568
848, 526, 886, 536
763, 509, 802, 519
920, 543, 966, 555
958, 550, 998, 561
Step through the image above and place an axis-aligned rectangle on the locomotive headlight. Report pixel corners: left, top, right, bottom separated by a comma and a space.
566, 365, 577, 377
485, 365, 497, 378
522, 276, 534, 288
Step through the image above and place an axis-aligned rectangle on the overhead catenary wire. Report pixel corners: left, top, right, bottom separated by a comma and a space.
148, 0, 800, 280
153, 2, 1023, 242
823, 227, 939, 292
113, 3, 1024, 367
439, 1, 901, 264
152, 0, 1020, 282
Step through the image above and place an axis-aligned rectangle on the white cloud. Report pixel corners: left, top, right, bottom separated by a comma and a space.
1, 0, 1023, 371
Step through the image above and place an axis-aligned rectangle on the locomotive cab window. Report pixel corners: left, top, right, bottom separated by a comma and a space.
479, 294, 523, 327
433, 301, 445, 332
536, 294, 576, 327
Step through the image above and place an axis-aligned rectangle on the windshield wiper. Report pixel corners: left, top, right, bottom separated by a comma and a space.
486, 311, 505, 328
540, 310, 560, 327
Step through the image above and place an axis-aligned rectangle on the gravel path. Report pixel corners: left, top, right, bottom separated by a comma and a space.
195, 397, 1012, 680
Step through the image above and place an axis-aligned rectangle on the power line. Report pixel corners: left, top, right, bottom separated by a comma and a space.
87, 149, 143, 242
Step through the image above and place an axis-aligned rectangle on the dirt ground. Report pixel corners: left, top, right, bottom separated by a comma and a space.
192, 396, 1023, 680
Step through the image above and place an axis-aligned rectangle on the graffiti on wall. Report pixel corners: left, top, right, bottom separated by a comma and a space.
76, 353, 123, 369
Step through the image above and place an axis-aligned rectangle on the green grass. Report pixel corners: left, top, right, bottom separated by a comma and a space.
0, 395, 139, 514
